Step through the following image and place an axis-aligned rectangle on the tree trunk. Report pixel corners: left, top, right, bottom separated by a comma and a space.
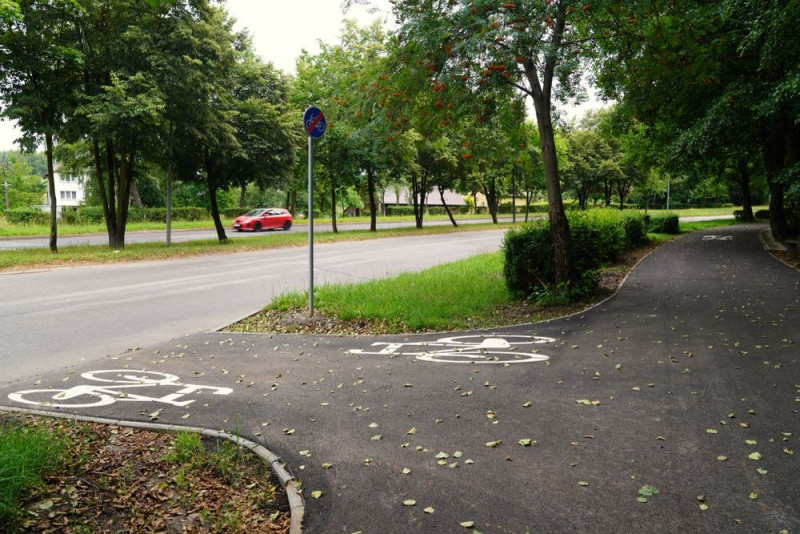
411, 173, 422, 228
525, 190, 533, 222
105, 141, 119, 248
114, 140, 135, 249
438, 184, 457, 227
526, 78, 571, 284
738, 158, 754, 222
45, 133, 57, 253
205, 155, 227, 242
239, 184, 247, 208
764, 132, 790, 240
604, 179, 613, 207
366, 167, 377, 232
331, 183, 338, 234
617, 180, 630, 210
483, 175, 499, 224
131, 180, 143, 209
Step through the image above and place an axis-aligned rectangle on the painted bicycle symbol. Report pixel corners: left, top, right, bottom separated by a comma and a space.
8, 370, 233, 409
349, 335, 556, 364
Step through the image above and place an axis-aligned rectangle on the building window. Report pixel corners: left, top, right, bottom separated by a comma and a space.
60, 191, 66, 199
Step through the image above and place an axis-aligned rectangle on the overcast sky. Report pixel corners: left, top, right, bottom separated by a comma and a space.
1, 0, 599, 152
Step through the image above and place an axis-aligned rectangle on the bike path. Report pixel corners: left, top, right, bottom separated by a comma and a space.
2, 223, 798, 533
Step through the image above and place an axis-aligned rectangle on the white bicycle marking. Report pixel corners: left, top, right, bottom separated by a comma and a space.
8, 370, 233, 409
348, 335, 556, 364
703, 235, 733, 241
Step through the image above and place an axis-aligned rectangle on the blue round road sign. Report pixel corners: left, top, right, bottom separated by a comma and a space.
304, 106, 326, 139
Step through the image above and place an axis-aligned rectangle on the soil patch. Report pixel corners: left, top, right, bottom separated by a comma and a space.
1, 413, 290, 534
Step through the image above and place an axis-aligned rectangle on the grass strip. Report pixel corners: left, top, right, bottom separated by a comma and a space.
267, 251, 511, 332
0, 222, 507, 272
0, 420, 69, 527
253, 218, 741, 333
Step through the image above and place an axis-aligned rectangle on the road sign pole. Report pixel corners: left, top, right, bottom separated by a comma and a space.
308, 135, 314, 316
303, 105, 325, 318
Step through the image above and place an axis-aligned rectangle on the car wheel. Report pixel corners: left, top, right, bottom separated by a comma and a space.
283, 220, 292, 231
253, 222, 261, 231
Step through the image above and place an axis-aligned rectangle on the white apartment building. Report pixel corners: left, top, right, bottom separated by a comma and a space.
39, 165, 86, 212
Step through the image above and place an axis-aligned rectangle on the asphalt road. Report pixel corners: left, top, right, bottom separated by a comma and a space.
0, 217, 515, 250
0, 215, 731, 250
0, 229, 506, 382
2, 223, 797, 533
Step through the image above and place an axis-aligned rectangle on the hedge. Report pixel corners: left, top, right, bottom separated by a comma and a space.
502, 209, 646, 300
58, 206, 209, 224
5, 208, 51, 225
646, 213, 680, 234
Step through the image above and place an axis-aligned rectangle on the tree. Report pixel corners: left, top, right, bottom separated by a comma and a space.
595, 0, 799, 238
1, 0, 83, 251
0, 152, 46, 209
392, 0, 615, 283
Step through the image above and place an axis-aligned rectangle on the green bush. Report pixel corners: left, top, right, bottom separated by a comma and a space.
386, 206, 416, 216
63, 206, 210, 224
754, 209, 769, 220
621, 212, 647, 248
223, 207, 255, 219
502, 209, 646, 301
647, 214, 680, 234
5, 208, 50, 225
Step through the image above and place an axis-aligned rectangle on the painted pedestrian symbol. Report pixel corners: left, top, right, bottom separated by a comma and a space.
8, 370, 233, 409
349, 335, 556, 364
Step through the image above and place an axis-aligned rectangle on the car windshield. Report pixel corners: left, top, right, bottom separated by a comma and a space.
243, 209, 265, 217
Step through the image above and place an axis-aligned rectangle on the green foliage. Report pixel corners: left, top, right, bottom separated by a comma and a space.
164, 432, 205, 465
646, 214, 680, 234
5, 208, 49, 225
268, 252, 511, 332
0, 421, 69, 527
503, 209, 646, 300
60, 206, 207, 225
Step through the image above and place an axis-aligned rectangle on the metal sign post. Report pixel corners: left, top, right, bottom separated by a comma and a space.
303, 106, 326, 316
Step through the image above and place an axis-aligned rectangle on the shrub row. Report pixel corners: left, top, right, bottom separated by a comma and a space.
503, 209, 648, 300
61, 207, 209, 224
4, 207, 213, 225
645, 213, 680, 234
5, 208, 51, 225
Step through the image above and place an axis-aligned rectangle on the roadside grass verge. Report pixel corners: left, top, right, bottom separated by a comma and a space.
0, 419, 70, 528
232, 218, 742, 334
0, 222, 507, 272
267, 252, 510, 332
0, 213, 509, 237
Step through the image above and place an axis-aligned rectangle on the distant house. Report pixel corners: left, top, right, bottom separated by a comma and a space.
38, 165, 86, 213
383, 188, 467, 210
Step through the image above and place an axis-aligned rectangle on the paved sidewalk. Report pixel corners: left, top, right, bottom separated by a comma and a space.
2, 223, 798, 533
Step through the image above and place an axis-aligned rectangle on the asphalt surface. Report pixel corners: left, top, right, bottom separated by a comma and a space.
0, 230, 505, 381
0, 214, 731, 250
2, 223, 798, 533
0, 217, 515, 250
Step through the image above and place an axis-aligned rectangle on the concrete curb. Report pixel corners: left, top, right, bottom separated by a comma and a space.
0, 405, 304, 534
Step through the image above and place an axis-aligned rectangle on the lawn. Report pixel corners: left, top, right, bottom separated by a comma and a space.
234, 218, 741, 334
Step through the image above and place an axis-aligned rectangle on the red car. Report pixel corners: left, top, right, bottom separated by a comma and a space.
232, 208, 293, 232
